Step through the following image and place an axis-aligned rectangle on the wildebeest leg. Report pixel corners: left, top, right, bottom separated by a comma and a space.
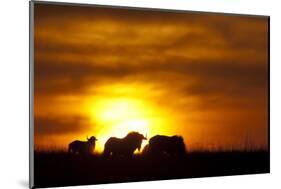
103, 148, 111, 158
124, 151, 133, 159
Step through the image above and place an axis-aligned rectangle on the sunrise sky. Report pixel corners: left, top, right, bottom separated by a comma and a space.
34, 3, 268, 152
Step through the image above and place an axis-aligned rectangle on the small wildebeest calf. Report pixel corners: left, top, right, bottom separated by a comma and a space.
103, 132, 147, 158
68, 136, 97, 154
145, 135, 186, 158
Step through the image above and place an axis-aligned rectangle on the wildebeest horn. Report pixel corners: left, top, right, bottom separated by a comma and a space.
87, 136, 89, 140
143, 134, 147, 140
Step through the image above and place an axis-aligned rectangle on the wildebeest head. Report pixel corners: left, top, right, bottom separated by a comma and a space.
125, 132, 147, 151
87, 136, 97, 144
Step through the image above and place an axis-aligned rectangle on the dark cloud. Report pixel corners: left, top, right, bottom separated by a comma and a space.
35, 116, 91, 135
34, 2, 267, 26
35, 57, 268, 98
34, 2, 268, 63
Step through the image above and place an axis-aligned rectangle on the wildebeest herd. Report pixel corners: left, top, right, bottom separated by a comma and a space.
35, 131, 269, 188
68, 131, 186, 158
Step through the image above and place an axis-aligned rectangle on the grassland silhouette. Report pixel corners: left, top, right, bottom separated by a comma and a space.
34, 131, 269, 188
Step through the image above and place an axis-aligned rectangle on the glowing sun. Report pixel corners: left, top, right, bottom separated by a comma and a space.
87, 97, 154, 152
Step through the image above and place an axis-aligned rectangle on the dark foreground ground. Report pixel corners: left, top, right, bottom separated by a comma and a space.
34, 151, 269, 188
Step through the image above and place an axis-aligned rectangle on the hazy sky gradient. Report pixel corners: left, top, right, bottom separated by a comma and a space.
34, 3, 268, 151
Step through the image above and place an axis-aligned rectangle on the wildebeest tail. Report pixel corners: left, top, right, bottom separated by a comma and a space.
68, 143, 72, 153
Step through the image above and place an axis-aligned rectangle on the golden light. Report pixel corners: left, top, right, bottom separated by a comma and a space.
76, 82, 176, 153
84, 93, 171, 152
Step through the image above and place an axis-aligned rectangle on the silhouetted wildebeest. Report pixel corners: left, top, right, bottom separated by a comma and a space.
145, 135, 186, 158
103, 132, 147, 158
68, 136, 97, 154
